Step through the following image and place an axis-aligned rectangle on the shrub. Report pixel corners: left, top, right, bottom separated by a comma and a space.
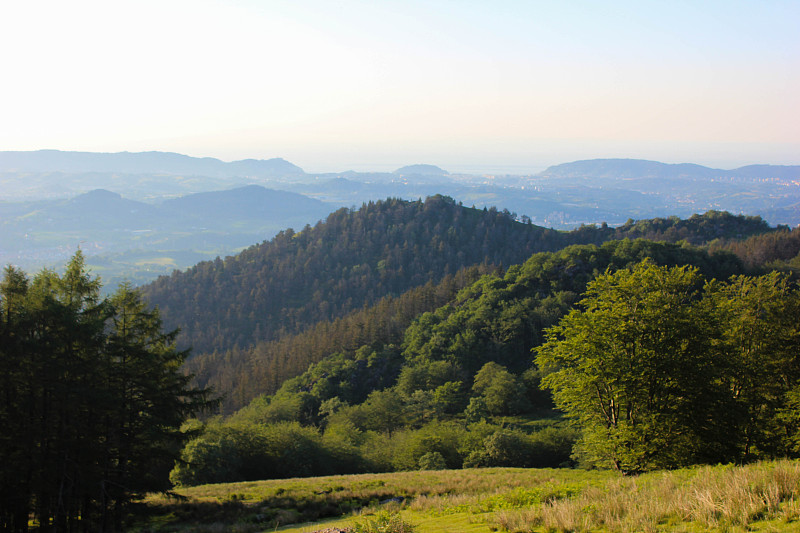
353, 510, 416, 533
418, 452, 447, 470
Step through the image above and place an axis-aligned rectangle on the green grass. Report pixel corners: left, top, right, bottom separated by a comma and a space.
133, 461, 800, 532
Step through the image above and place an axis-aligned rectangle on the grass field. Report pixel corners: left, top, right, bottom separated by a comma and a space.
134, 460, 800, 532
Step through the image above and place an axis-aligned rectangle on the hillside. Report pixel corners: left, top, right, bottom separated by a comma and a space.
141, 196, 567, 354
158, 207, 773, 415
141, 200, 773, 358
185, 264, 498, 412
211, 239, 744, 415
168, 231, 800, 491
143, 196, 769, 353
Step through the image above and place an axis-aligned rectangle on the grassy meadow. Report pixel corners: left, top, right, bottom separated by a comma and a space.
133, 460, 800, 532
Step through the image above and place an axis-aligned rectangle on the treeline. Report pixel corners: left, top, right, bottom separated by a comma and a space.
611, 210, 772, 245
0, 253, 211, 532
170, 417, 577, 487
710, 224, 800, 270
141, 197, 773, 359
171, 239, 755, 485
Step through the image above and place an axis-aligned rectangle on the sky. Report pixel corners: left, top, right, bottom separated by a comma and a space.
1, 0, 798, 173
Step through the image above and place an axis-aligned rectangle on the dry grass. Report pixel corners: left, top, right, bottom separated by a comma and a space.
492, 460, 800, 532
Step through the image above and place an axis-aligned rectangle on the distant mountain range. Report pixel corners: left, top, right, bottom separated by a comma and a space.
394, 164, 449, 176
0, 150, 304, 177
161, 184, 326, 222
3, 150, 797, 184
539, 158, 800, 181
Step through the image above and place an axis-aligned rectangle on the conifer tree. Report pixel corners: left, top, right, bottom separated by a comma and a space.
0, 253, 213, 532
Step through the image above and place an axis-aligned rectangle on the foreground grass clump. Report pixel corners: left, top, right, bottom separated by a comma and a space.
135, 461, 800, 532
353, 510, 416, 532
492, 460, 800, 532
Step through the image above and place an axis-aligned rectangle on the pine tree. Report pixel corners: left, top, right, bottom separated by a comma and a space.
0, 254, 214, 532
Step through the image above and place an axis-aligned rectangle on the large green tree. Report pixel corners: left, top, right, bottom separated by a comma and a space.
536, 261, 800, 473
536, 261, 725, 472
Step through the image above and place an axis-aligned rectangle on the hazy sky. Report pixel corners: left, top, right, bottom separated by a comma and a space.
1, 0, 798, 172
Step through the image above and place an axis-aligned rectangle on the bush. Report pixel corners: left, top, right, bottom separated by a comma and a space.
462, 425, 578, 468
389, 422, 466, 470
418, 451, 447, 470
171, 421, 344, 485
353, 510, 416, 533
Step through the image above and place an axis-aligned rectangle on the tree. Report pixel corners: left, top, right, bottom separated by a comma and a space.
463, 397, 489, 424
536, 260, 720, 472
708, 272, 800, 459
537, 260, 800, 472
431, 381, 466, 416
0, 266, 35, 532
472, 362, 529, 415
418, 451, 447, 470
361, 389, 406, 434
101, 283, 213, 527
0, 253, 213, 532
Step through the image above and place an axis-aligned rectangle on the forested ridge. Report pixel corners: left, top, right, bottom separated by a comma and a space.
141, 196, 772, 358
149, 198, 775, 413
187, 265, 499, 413
142, 196, 566, 354
709, 224, 800, 269
264, 238, 745, 419
192, 236, 751, 414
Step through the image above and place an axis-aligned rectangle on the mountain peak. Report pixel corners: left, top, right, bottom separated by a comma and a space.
393, 164, 449, 176
80, 188, 122, 199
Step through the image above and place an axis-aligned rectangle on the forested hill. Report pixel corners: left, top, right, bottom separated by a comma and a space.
141, 197, 773, 356
141, 196, 566, 353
